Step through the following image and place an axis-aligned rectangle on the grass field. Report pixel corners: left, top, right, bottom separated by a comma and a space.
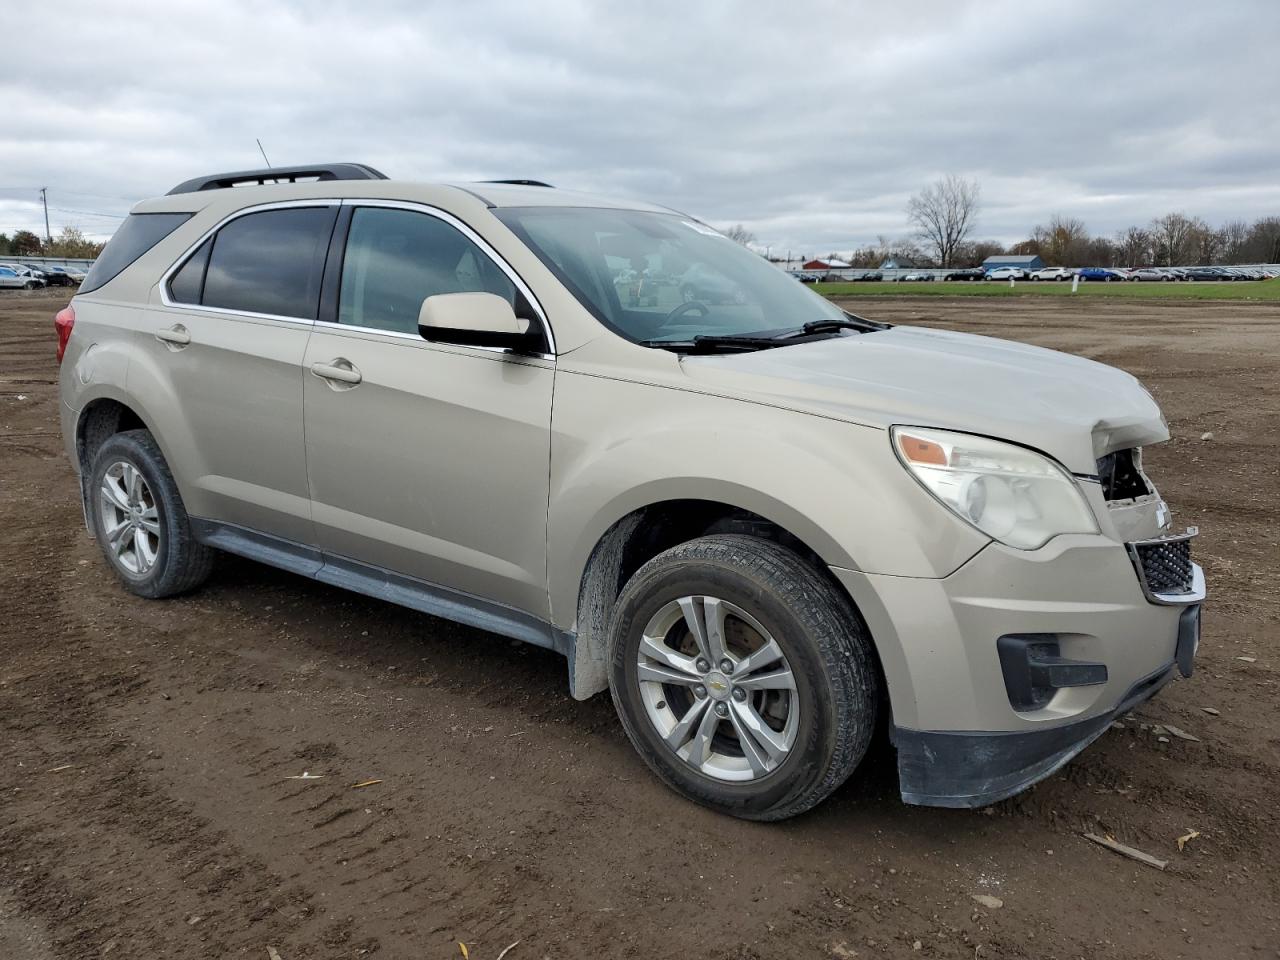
815, 277, 1280, 300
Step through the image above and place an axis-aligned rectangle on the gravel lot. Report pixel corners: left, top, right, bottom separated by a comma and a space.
2, 288, 1277, 959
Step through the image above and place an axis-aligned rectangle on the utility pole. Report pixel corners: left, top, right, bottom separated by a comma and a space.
40, 187, 51, 246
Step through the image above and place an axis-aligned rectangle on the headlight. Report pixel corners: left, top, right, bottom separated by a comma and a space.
891, 426, 1098, 550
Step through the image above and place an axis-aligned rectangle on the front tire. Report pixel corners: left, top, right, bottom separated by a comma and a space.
607, 535, 878, 820
89, 430, 214, 598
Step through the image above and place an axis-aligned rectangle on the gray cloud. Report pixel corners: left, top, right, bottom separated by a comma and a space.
2, 0, 1276, 254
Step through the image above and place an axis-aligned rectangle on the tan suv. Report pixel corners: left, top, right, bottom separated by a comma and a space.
56, 164, 1205, 819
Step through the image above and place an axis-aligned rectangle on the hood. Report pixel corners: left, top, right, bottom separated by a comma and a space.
679, 326, 1168, 473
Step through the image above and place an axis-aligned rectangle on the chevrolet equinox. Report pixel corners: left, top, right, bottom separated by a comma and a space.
56, 164, 1205, 819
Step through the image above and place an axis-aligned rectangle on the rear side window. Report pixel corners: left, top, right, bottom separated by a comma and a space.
200, 206, 337, 319
80, 213, 191, 294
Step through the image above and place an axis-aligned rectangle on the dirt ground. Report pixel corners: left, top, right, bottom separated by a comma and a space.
1, 287, 1277, 960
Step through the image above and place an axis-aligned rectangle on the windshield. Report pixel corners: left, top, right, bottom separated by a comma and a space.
494, 207, 845, 344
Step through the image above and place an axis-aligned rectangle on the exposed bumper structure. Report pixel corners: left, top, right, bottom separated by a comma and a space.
832, 537, 1205, 808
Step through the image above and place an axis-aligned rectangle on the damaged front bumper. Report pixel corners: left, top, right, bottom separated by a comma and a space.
832, 534, 1206, 809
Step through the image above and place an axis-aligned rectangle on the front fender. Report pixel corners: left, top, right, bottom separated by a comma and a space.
546, 372, 988, 631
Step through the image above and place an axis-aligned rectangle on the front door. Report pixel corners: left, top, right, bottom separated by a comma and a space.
302, 203, 555, 618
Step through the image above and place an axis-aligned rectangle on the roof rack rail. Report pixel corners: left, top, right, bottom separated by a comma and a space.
480, 179, 554, 188
166, 163, 389, 196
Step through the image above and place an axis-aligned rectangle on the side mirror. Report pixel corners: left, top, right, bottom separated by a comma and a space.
418, 292, 533, 351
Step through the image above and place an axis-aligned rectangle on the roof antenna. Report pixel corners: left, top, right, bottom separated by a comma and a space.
256, 139, 272, 168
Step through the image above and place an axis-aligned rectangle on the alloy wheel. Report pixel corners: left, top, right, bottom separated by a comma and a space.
636, 595, 799, 782
99, 460, 161, 575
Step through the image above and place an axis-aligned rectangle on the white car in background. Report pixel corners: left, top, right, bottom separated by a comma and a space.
985, 266, 1027, 280
0, 265, 41, 289
0, 263, 46, 287
1030, 266, 1074, 281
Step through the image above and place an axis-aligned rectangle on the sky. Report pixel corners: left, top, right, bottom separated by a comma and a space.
2, 0, 1277, 257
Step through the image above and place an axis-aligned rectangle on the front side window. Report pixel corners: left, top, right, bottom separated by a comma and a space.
337, 206, 519, 335
201, 206, 337, 319
495, 207, 845, 344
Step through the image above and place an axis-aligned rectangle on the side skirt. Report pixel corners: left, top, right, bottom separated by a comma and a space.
190, 518, 575, 660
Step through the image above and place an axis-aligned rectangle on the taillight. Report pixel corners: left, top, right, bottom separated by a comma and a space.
55, 304, 75, 363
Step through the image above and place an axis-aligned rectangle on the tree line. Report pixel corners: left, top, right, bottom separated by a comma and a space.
0, 227, 106, 259
789, 176, 1280, 270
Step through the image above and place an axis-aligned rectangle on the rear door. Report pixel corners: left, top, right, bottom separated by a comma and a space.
133, 202, 338, 546
302, 202, 555, 618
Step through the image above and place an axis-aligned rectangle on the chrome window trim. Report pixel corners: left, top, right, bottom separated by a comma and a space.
157, 198, 338, 322
310, 318, 554, 362
335, 198, 557, 356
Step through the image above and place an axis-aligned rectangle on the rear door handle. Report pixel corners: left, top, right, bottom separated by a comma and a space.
311, 359, 362, 386
155, 324, 191, 347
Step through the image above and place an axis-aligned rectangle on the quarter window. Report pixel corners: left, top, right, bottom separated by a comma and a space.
201, 207, 337, 319
337, 206, 520, 335
167, 237, 211, 304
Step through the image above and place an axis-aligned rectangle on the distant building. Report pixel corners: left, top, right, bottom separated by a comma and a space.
802, 258, 852, 271
982, 254, 1045, 271
879, 256, 922, 270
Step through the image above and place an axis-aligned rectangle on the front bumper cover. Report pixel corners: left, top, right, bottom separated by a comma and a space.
894, 585, 1202, 808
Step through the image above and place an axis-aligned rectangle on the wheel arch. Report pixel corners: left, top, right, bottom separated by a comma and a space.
563, 493, 885, 702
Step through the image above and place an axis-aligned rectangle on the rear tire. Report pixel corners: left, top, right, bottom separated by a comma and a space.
607, 535, 879, 821
88, 430, 214, 598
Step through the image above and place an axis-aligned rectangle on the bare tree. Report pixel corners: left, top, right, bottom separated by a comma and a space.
1245, 216, 1280, 264
1149, 212, 1198, 266
1031, 215, 1089, 265
1219, 220, 1249, 264
1114, 225, 1152, 268
906, 175, 981, 267
721, 223, 758, 247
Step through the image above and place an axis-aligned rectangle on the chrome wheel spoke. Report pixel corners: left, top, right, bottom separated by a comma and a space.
734, 666, 796, 692
736, 638, 784, 676
730, 699, 790, 770
638, 634, 700, 677
677, 597, 712, 662
138, 506, 161, 536
665, 697, 711, 751
105, 517, 131, 548
636, 662, 702, 687
101, 475, 130, 512
687, 701, 721, 768
701, 597, 731, 665
727, 701, 772, 776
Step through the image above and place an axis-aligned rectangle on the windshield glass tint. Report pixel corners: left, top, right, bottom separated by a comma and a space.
495, 207, 843, 342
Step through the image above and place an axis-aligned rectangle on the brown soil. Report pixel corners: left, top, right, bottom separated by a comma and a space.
2, 288, 1277, 959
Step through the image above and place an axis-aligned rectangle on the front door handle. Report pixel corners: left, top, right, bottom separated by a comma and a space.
155, 324, 191, 348
311, 359, 362, 386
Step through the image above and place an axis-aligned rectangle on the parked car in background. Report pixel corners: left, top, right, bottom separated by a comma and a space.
942, 268, 983, 281
901, 271, 933, 282
1029, 266, 1074, 281
0, 263, 46, 287
1183, 266, 1231, 281
1127, 268, 1171, 282
27, 264, 76, 287
852, 270, 883, 282
1077, 267, 1125, 282
985, 266, 1027, 280
0, 265, 39, 289
55, 161, 1204, 820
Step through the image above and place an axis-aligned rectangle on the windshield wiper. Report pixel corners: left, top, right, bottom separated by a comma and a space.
642, 334, 788, 354
781, 313, 891, 338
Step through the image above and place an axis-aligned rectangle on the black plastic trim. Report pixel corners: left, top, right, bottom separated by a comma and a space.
894, 662, 1178, 808
997, 635, 1108, 711
189, 518, 573, 659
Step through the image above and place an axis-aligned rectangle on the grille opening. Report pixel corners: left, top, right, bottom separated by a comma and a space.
1097, 448, 1152, 501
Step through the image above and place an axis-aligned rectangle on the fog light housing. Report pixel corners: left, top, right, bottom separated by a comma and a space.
997, 635, 1108, 711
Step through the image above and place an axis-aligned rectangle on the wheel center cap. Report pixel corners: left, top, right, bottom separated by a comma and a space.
703, 670, 731, 701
